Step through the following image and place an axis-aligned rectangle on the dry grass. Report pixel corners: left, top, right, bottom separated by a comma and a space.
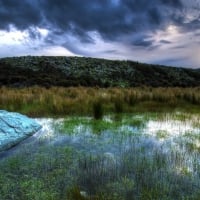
0, 86, 200, 116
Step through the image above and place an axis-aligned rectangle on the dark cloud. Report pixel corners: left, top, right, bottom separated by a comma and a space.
0, 0, 200, 68
0, 0, 190, 42
101, 50, 119, 54
172, 45, 186, 49
130, 32, 155, 48
0, 0, 42, 30
160, 0, 182, 7
160, 40, 172, 44
132, 39, 154, 47
62, 41, 87, 56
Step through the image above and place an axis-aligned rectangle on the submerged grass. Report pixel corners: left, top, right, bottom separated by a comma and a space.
0, 113, 200, 199
61, 114, 148, 135
0, 86, 200, 116
62, 117, 122, 134
0, 146, 76, 200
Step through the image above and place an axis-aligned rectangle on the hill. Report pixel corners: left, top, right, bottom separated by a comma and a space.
0, 56, 200, 87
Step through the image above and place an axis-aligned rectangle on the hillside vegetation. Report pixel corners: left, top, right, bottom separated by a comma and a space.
0, 56, 200, 87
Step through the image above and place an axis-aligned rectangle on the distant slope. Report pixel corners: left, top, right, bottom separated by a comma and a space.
0, 56, 200, 87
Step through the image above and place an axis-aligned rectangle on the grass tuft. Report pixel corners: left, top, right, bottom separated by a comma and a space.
93, 100, 104, 120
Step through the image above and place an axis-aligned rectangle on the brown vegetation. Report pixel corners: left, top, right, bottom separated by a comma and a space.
0, 86, 200, 117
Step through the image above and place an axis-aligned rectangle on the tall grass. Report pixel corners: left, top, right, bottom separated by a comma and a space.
0, 86, 200, 116
93, 100, 104, 120
68, 137, 200, 200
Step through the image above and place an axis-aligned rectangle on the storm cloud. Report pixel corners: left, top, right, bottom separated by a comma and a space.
0, 0, 185, 39
0, 0, 200, 67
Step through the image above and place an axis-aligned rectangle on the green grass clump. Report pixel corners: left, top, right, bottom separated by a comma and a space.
61, 113, 151, 135
61, 117, 123, 134
156, 130, 169, 139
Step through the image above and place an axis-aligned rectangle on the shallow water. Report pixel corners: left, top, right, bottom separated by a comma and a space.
1, 113, 199, 165
0, 112, 200, 199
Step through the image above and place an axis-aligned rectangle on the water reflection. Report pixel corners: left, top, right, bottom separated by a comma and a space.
0, 113, 200, 199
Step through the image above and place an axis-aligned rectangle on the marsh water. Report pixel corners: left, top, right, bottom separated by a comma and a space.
0, 112, 200, 199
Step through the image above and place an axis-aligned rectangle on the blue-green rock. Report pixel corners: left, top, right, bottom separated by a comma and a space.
0, 110, 41, 151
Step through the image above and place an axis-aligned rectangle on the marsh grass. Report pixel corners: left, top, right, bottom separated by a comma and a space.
156, 130, 169, 139
113, 97, 124, 113
0, 113, 200, 199
93, 100, 104, 120
71, 141, 200, 200
61, 114, 148, 135
0, 146, 76, 200
62, 117, 122, 134
0, 86, 200, 116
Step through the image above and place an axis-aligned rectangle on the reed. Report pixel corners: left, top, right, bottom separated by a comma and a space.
0, 86, 200, 116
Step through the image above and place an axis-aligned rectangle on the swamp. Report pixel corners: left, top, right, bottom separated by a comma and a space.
0, 109, 200, 199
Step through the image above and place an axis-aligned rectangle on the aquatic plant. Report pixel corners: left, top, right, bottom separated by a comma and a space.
0, 113, 200, 199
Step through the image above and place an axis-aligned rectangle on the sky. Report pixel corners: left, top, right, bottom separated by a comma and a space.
0, 0, 200, 68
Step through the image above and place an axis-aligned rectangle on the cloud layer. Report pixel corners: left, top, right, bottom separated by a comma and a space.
0, 0, 200, 67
